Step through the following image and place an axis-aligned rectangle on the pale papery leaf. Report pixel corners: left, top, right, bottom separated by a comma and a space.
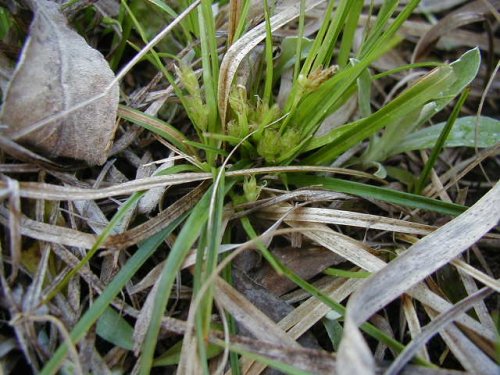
240, 278, 362, 375
0, 0, 119, 165
338, 183, 500, 375
288, 221, 495, 341
133, 278, 161, 357
426, 313, 498, 375
214, 277, 299, 347
387, 287, 494, 375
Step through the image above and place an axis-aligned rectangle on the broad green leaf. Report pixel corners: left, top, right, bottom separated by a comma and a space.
363, 48, 481, 162
323, 318, 343, 352
96, 308, 134, 351
274, 36, 313, 78
389, 116, 500, 156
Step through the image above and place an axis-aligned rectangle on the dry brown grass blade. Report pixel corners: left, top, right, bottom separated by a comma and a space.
5, 173, 212, 201
0, 182, 205, 252
287, 221, 495, 341
401, 295, 430, 361
0, 165, 379, 201
218, 0, 324, 125
4, 177, 21, 282
0, 135, 65, 170
217, 333, 337, 375
227, 0, 243, 46
240, 277, 362, 375
0, 206, 97, 248
451, 258, 500, 293
215, 277, 299, 347
258, 205, 436, 235
338, 183, 500, 375
104, 182, 208, 249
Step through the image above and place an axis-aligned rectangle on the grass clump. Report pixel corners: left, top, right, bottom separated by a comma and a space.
0, 1, 498, 374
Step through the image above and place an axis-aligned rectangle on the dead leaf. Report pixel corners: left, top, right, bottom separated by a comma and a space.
338, 182, 500, 375
412, 0, 499, 61
0, 0, 119, 165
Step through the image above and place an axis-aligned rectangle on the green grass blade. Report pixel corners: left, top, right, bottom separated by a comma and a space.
372, 62, 443, 80
43, 192, 143, 303
262, 0, 274, 105
192, 168, 227, 372
311, 0, 349, 71
356, 60, 372, 117
40, 219, 185, 375
337, 0, 363, 68
211, 337, 312, 375
198, 0, 220, 165
232, 0, 251, 43
324, 267, 371, 279
358, 0, 398, 58
293, 0, 306, 83
138, 188, 213, 374
414, 87, 470, 194
118, 105, 195, 156
286, 174, 466, 216
298, 0, 336, 78
360, 0, 420, 60
304, 64, 454, 164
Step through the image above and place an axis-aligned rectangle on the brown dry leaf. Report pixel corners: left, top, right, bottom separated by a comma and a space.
0, 0, 119, 165
214, 277, 298, 347
413, 0, 500, 61
337, 183, 500, 375
251, 246, 343, 296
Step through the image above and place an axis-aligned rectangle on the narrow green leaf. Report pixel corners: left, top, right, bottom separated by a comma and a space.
358, 0, 398, 57
415, 87, 470, 194
118, 105, 194, 155
286, 174, 466, 216
263, 0, 274, 105
40, 220, 184, 375
324, 267, 371, 279
138, 189, 213, 374
304, 64, 454, 164
337, 0, 364, 68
